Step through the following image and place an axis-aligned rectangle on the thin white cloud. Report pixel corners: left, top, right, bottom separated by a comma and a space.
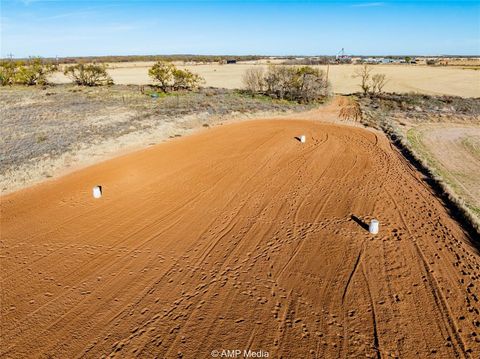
40, 10, 95, 20
18, 0, 43, 5
37, 4, 120, 21
351, 2, 385, 7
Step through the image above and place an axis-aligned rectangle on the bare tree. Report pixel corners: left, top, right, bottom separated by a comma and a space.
248, 65, 330, 102
371, 73, 388, 94
353, 64, 372, 94
242, 67, 265, 94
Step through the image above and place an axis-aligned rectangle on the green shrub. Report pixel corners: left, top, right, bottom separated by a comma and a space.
0, 61, 17, 86
148, 61, 175, 92
64, 63, 113, 86
0, 58, 56, 86
148, 61, 203, 92
172, 68, 203, 91
15, 58, 56, 86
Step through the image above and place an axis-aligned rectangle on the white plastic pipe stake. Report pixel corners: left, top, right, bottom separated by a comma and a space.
93, 186, 102, 199
300, 135, 306, 143
369, 219, 379, 234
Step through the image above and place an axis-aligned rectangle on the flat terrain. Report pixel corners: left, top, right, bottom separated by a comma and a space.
50, 63, 480, 98
1, 119, 479, 358
0, 85, 310, 194
407, 124, 480, 217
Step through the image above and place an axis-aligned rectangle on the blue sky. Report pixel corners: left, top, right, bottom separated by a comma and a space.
1, 0, 479, 58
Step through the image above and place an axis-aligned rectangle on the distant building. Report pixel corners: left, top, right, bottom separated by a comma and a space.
226, 59, 237, 64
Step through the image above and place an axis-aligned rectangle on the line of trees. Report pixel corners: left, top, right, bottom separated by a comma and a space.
24, 54, 265, 65
243, 65, 330, 103
1, 58, 205, 90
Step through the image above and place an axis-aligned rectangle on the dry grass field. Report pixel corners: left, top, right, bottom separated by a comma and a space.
50, 63, 480, 98
358, 93, 480, 228
407, 124, 480, 218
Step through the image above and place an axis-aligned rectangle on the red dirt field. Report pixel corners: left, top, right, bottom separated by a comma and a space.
1, 119, 479, 358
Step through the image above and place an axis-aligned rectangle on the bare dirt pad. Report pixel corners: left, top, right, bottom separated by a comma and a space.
1, 120, 479, 358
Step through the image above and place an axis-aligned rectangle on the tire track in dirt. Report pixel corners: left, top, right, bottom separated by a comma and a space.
1, 119, 479, 358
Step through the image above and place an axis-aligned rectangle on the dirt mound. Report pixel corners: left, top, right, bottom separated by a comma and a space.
1, 120, 479, 358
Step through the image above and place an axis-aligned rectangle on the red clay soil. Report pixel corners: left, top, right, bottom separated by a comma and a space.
1, 119, 479, 358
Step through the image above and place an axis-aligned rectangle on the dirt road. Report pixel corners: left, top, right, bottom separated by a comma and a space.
1, 119, 479, 358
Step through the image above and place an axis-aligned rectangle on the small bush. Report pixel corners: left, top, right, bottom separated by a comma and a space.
0, 61, 17, 86
64, 63, 113, 86
0, 58, 56, 86
148, 61, 175, 92
243, 65, 330, 103
148, 61, 203, 92
16, 58, 56, 86
172, 68, 203, 91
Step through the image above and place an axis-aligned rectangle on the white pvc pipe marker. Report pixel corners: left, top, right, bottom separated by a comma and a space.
300, 135, 306, 143
369, 219, 379, 234
93, 186, 102, 199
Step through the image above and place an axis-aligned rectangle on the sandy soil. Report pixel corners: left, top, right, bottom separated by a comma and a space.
0, 85, 310, 195
1, 116, 479, 358
408, 124, 480, 215
50, 63, 480, 97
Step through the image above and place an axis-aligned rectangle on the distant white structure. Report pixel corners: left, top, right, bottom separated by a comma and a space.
93, 186, 102, 199
369, 219, 379, 234
300, 135, 306, 143
335, 48, 351, 61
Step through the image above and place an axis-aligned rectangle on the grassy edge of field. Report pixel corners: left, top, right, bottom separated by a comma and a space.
392, 123, 480, 236
406, 127, 480, 219
358, 99, 480, 237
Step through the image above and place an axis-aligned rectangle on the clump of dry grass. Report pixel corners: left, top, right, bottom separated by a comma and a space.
339, 97, 362, 122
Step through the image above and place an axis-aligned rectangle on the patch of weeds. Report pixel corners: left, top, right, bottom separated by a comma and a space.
36, 134, 48, 143
467, 204, 480, 217
461, 137, 480, 157
145, 90, 181, 99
